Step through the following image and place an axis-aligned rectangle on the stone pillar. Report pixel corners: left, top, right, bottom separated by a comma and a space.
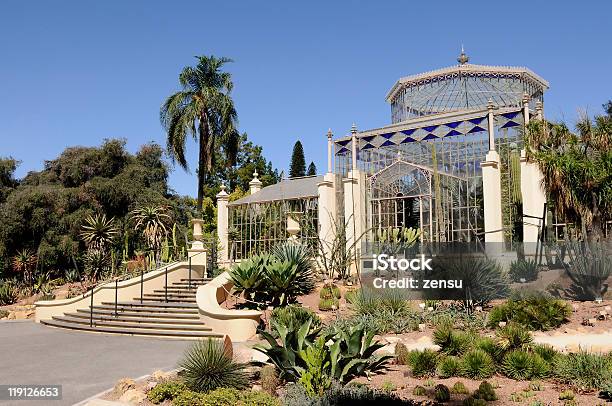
520, 150, 546, 249
188, 219, 207, 274
343, 168, 366, 276
535, 101, 543, 120
249, 171, 262, 194
482, 104, 504, 245
216, 185, 230, 266
351, 123, 358, 171
523, 93, 530, 126
327, 128, 333, 173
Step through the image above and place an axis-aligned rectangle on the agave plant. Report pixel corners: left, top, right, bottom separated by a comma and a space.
130, 206, 171, 260
79, 214, 119, 250
12, 249, 37, 285
0, 281, 18, 305
229, 254, 270, 305
271, 242, 315, 294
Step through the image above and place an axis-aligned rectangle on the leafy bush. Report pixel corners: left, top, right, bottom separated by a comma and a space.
173, 387, 280, 406
270, 304, 320, 337
437, 356, 461, 378
460, 349, 495, 379
487, 294, 571, 331
502, 350, 549, 380
451, 381, 469, 394
496, 323, 532, 351
147, 380, 188, 404
381, 380, 396, 393
509, 259, 539, 282
318, 297, 338, 311
0, 281, 18, 305
434, 384, 451, 402
406, 349, 438, 377
472, 381, 498, 401
179, 338, 249, 392
599, 381, 612, 401
260, 365, 279, 395
298, 336, 332, 396
554, 351, 612, 390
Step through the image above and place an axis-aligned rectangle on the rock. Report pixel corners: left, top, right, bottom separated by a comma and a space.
384, 336, 401, 344
150, 370, 168, 382
498, 321, 507, 328
114, 378, 136, 395
376, 344, 396, 355
118, 389, 146, 405
252, 384, 262, 392
572, 304, 580, 312
146, 381, 158, 391
605, 305, 611, 312
418, 323, 426, 332
418, 303, 425, 310
427, 306, 434, 311
7, 312, 16, 320
475, 306, 483, 312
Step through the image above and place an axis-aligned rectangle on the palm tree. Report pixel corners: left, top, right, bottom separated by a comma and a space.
526, 112, 611, 241
12, 249, 37, 285
161, 55, 240, 212
79, 214, 119, 250
130, 206, 171, 261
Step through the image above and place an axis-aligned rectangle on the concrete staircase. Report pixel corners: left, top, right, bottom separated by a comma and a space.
41, 278, 223, 339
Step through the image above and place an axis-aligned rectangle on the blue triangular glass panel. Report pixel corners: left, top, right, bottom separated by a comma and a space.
422, 134, 438, 140
380, 140, 396, 147
401, 129, 416, 136
336, 139, 350, 146
469, 117, 485, 125
336, 147, 349, 154
444, 129, 462, 137
361, 143, 375, 150
380, 132, 396, 139
468, 126, 485, 133
362, 135, 375, 142
424, 125, 438, 132
400, 137, 417, 143
502, 112, 519, 119
501, 120, 520, 128
445, 121, 462, 128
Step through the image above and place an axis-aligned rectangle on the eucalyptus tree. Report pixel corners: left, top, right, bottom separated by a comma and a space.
161, 55, 239, 212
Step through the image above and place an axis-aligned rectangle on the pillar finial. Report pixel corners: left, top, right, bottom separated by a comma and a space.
457, 45, 469, 65
249, 170, 263, 194
326, 129, 333, 174
522, 92, 530, 106
327, 128, 333, 140
487, 99, 495, 110
351, 123, 357, 135
350, 124, 358, 171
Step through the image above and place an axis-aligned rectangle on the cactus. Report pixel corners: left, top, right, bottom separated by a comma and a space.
412, 385, 427, 396
559, 390, 574, 400
451, 381, 469, 394
434, 384, 451, 402
161, 237, 170, 263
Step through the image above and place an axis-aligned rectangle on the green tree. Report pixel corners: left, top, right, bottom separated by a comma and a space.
526, 110, 612, 241
0, 157, 20, 203
161, 55, 240, 213
307, 161, 317, 176
130, 205, 172, 261
289, 141, 306, 178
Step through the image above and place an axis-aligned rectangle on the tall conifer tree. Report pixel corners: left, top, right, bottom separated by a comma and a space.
289, 141, 306, 178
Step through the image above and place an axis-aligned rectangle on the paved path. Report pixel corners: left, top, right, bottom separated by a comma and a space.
0, 321, 192, 406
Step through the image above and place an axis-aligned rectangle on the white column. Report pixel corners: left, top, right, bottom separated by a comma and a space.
319, 129, 337, 249
523, 93, 530, 126
249, 171, 262, 194
482, 104, 504, 246
520, 150, 546, 249
351, 123, 358, 171
327, 128, 333, 173
188, 219, 208, 273
535, 101, 543, 120
216, 185, 230, 266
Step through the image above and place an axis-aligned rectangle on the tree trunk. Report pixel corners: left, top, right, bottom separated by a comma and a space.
197, 117, 209, 214
588, 193, 603, 242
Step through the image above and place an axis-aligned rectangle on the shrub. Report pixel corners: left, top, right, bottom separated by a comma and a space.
381, 380, 396, 393
320, 283, 341, 299
559, 389, 575, 400
502, 350, 538, 380
496, 323, 532, 351
0, 309, 8, 318
432, 323, 472, 356
0, 282, 18, 305
179, 338, 249, 392
283, 381, 414, 406
460, 349, 495, 379
472, 381, 498, 401
554, 351, 612, 390
434, 384, 451, 402
173, 387, 280, 406
473, 337, 502, 362
531, 343, 558, 364
344, 289, 358, 304
260, 365, 279, 395
487, 294, 571, 331
318, 297, 338, 311
451, 381, 469, 394
270, 304, 321, 336
147, 380, 188, 404
298, 336, 332, 396
406, 349, 438, 377
437, 356, 461, 378
599, 381, 612, 401
412, 385, 427, 396
509, 259, 539, 282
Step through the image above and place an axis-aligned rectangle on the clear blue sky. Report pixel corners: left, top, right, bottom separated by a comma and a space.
1, 1, 611, 197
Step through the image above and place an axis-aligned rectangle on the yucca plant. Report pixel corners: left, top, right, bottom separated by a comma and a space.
531, 343, 558, 364
433, 322, 473, 356
496, 323, 533, 351
179, 338, 249, 392
437, 356, 461, 378
80, 214, 119, 250
502, 350, 537, 380
0, 281, 18, 305
460, 349, 495, 379
130, 206, 171, 262
12, 249, 37, 285
264, 260, 299, 306
84, 248, 111, 282
509, 259, 539, 282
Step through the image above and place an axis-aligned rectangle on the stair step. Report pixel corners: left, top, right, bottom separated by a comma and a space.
143, 293, 196, 299
179, 278, 211, 282
76, 308, 199, 319
41, 319, 223, 339
133, 298, 196, 304
157, 287, 199, 292
101, 301, 198, 309
53, 315, 212, 331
